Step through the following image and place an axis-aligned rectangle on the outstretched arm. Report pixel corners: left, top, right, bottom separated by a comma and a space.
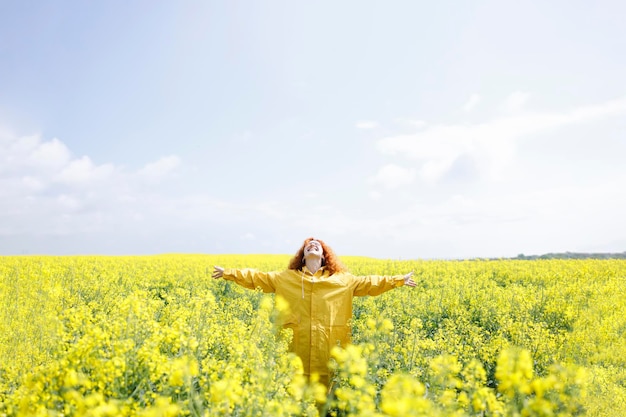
353, 271, 416, 296
212, 265, 278, 293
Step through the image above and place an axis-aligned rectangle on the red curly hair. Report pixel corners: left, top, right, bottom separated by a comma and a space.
288, 237, 347, 275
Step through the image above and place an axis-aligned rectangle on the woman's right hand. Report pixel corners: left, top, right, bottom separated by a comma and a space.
212, 266, 224, 279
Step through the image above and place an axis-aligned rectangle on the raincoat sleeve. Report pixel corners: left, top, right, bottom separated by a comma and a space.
351, 274, 405, 296
222, 268, 278, 293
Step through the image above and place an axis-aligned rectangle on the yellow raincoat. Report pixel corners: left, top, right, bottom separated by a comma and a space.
222, 266, 406, 384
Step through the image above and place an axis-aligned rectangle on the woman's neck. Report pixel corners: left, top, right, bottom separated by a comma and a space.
305, 257, 323, 274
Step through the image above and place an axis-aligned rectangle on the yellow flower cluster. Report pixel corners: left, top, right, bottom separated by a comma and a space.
0, 255, 624, 416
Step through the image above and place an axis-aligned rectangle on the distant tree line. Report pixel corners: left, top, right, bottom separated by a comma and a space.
513, 251, 626, 260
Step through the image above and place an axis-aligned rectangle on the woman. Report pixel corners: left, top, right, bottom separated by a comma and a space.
212, 237, 416, 387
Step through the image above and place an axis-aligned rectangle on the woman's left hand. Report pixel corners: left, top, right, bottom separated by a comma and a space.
212, 266, 224, 279
403, 271, 416, 287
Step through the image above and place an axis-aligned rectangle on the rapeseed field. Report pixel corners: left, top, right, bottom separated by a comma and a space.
0, 255, 624, 416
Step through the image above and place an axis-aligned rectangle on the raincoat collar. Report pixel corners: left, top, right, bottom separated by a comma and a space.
302, 265, 327, 276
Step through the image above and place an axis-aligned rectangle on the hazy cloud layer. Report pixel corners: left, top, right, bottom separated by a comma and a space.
0, 129, 184, 239
375, 95, 626, 184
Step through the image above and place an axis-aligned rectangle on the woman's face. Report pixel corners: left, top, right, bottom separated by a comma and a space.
303, 240, 323, 259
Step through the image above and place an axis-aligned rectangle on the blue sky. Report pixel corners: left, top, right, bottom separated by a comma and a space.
1, 0, 625, 259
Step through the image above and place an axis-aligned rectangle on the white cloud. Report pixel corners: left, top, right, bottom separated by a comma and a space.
408, 120, 427, 128
3, 90, 625, 257
56, 194, 83, 211
369, 164, 416, 189
395, 118, 427, 128
503, 91, 531, 112
0, 127, 186, 242
355, 120, 379, 129
30, 138, 72, 168
1, 129, 181, 190
287, 174, 626, 258
0, 134, 71, 175
56, 156, 116, 186
420, 157, 460, 183
138, 155, 181, 180
21, 176, 45, 192
241, 233, 256, 241
369, 190, 382, 200
377, 95, 626, 183
463, 93, 481, 112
